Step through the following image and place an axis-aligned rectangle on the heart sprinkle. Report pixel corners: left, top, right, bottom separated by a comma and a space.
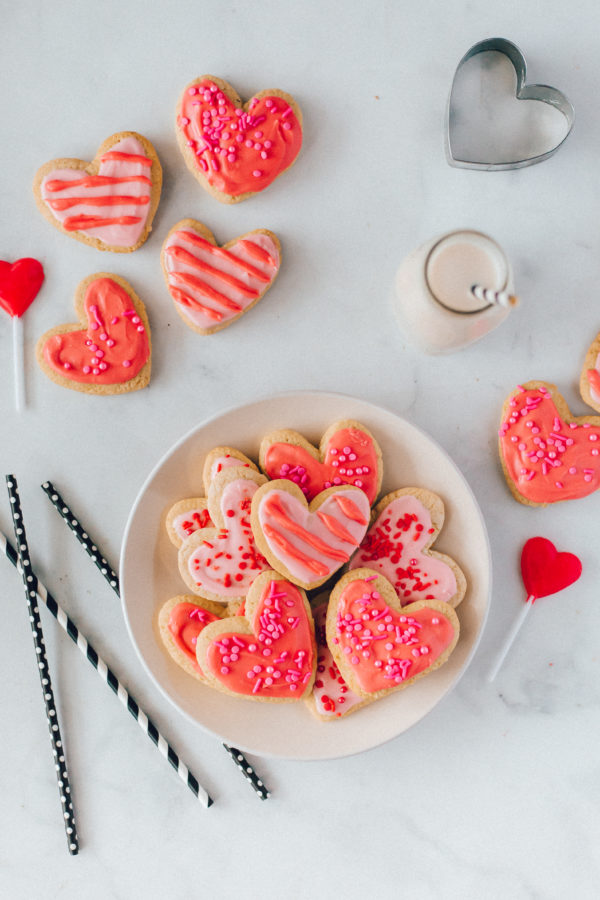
0, 258, 44, 318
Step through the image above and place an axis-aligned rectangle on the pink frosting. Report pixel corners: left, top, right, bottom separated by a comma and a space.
172, 506, 211, 542
312, 603, 363, 718
591, 352, 600, 405
209, 455, 251, 481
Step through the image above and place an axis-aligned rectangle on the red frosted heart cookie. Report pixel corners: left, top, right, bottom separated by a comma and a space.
349, 488, 466, 608
158, 595, 225, 681
34, 132, 162, 252
161, 219, 281, 334
0, 258, 44, 318
251, 480, 371, 590
176, 76, 302, 203
196, 571, 316, 701
36, 273, 151, 395
326, 570, 459, 699
580, 330, 600, 414
499, 381, 600, 505
179, 467, 269, 603
260, 420, 383, 504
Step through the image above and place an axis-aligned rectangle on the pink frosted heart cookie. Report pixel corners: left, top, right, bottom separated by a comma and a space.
499, 381, 600, 506
166, 499, 212, 548
158, 595, 226, 681
201, 447, 258, 494
176, 76, 302, 203
35, 273, 151, 395
260, 420, 383, 504
326, 569, 459, 699
196, 571, 316, 701
161, 220, 281, 334
34, 132, 162, 252
349, 488, 466, 608
179, 467, 269, 603
251, 480, 371, 590
580, 330, 600, 414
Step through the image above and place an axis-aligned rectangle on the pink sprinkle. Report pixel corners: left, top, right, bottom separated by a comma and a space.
555, 482, 564, 489
137, 325, 144, 332
431, 617, 439, 625
181, 116, 190, 125
111, 316, 119, 325
122, 360, 131, 368
265, 99, 274, 108
283, 122, 292, 130
252, 169, 262, 177
584, 474, 593, 483
99, 332, 108, 341
264, 140, 272, 149
63, 363, 72, 370
590, 435, 598, 441
221, 666, 230, 674
252, 678, 263, 694
106, 339, 115, 348
82, 365, 91, 374
569, 467, 577, 474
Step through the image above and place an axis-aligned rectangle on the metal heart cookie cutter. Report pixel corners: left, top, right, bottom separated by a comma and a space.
446, 37, 575, 170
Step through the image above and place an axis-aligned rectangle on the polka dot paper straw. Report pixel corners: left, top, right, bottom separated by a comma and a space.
41, 481, 270, 801
5, 475, 79, 855
0, 527, 213, 808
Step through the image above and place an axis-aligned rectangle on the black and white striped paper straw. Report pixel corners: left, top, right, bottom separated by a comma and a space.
5, 476, 79, 854
42, 481, 270, 801
470, 284, 518, 309
0, 527, 213, 809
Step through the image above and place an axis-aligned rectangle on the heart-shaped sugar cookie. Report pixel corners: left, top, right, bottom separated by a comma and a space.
499, 381, 600, 505
36, 273, 151, 394
201, 447, 257, 493
0, 258, 44, 318
158, 595, 225, 681
196, 571, 316, 701
349, 488, 466, 608
176, 76, 302, 203
162, 220, 281, 334
308, 600, 370, 720
179, 467, 269, 603
34, 132, 162, 252
260, 420, 382, 504
251, 480, 371, 590
580, 330, 600, 415
326, 569, 459, 699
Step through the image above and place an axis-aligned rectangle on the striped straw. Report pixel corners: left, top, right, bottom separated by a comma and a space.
470, 284, 519, 309
0, 527, 212, 808
5, 475, 79, 854
41, 482, 270, 801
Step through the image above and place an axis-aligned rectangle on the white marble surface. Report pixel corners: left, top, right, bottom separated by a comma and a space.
1, 1, 599, 897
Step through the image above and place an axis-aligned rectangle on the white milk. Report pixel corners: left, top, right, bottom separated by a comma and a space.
393, 230, 514, 353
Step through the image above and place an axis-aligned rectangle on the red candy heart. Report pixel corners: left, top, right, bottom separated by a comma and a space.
0, 258, 44, 317
521, 537, 582, 601
176, 76, 302, 202
499, 382, 600, 505
36, 274, 151, 393
197, 572, 316, 700
261, 421, 382, 503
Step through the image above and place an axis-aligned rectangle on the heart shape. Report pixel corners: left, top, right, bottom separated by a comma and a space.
326, 569, 459, 698
158, 595, 225, 681
499, 381, 600, 505
260, 420, 382, 504
580, 329, 600, 414
447, 38, 574, 170
309, 600, 368, 720
179, 468, 269, 602
161, 219, 281, 334
0, 258, 44, 318
196, 571, 316, 701
176, 76, 302, 203
349, 489, 466, 607
166, 499, 212, 548
34, 132, 162, 251
36, 274, 151, 394
201, 447, 257, 494
521, 537, 582, 601
252, 480, 371, 590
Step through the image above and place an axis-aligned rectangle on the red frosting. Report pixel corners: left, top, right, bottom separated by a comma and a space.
41, 277, 150, 385
521, 537, 582, 601
0, 258, 44, 318
178, 79, 302, 197
168, 601, 220, 674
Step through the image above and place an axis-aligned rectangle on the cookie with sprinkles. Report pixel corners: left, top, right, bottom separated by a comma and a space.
498, 381, 600, 506
158, 595, 227, 682
161, 219, 281, 334
33, 131, 162, 252
36, 273, 151, 395
166, 498, 213, 548
178, 467, 269, 604
349, 488, 466, 609
326, 569, 460, 701
259, 420, 383, 504
175, 76, 302, 203
196, 571, 316, 701
580, 329, 600, 414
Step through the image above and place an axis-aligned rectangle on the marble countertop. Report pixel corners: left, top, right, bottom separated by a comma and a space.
1, 1, 599, 897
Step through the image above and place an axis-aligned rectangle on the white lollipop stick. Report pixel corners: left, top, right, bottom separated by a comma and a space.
12, 315, 24, 412
487, 594, 535, 683
471, 284, 519, 309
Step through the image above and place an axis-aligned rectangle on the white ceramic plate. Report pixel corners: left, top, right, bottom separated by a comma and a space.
121, 392, 490, 759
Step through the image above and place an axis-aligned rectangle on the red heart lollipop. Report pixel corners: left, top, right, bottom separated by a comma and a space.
521, 537, 582, 601
0, 258, 44, 318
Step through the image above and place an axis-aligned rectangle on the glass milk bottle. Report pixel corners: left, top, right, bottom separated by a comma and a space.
393, 230, 515, 353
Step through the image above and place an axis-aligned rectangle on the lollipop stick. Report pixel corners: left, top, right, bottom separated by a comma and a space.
12, 316, 24, 412
487, 594, 535, 683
